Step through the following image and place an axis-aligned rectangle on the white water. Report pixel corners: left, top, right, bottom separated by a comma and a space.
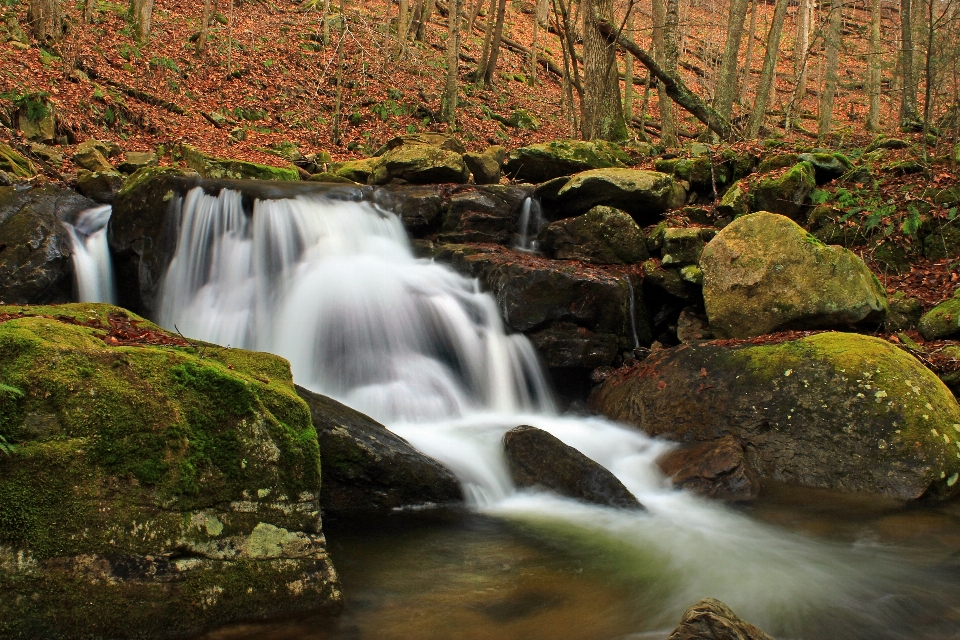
515, 197, 543, 252
65, 205, 117, 304
155, 187, 929, 637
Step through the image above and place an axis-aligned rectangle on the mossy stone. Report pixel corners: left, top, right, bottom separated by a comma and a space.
798, 152, 853, 184
885, 291, 925, 332
503, 140, 630, 183
554, 168, 685, 222
181, 144, 299, 181
716, 179, 749, 219
757, 152, 800, 174
918, 290, 960, 340
539, 205, 648, 265
328, 157, 379, 184
749, 161, 816, 220
369, 145, 470, 185
661, 228, 706, 267
0, 143, 36, 178
0, 303, 340, 639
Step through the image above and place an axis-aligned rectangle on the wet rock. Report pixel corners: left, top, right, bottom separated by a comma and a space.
307, 172, 358, 184
918, 289, 960, 340
117, 150, 157, 174
182, 144, 299, 181
296, 385, 463, 512
539, 205, 648, 265
369, 145, 470, 185
439, 185, 533, 244
589, 331, 960, 500
504, 139, 630, 183
658, 436, 759, 500
667, 599, 774, 640
0, 185, 96, 304
554, 168, 685, 222
377, 184, 445, 237
503, 425, 643, 508
526, 322, 621, 369
642, 260, 698, 300
0, 304, 342, 639
676, 307, 712, 342
75, 170, 125, 203
748, 161, 816, 220
700, 212, 888, 338
463, 145, 506, 185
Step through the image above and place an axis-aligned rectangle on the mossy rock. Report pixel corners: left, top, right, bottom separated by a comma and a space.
661, 227, 707, 267
654, 156, 729, 194
538, 205, 648, 265
700, 212, 888, 338
716, 179, 749, 219
554, 168, 685, 223
306, 172, 358, 184
503, 140, 630, 183
0, 143, 36, 179
756, 152, 800, 174
589, 331, 960, 500
328, 157, 380, 184
922, 219, 960, 260
749, 161, 816, 220
885, 291, 924, 332
918, 290, 960, 340
373, 133, 466, 157
797, 152, 853, 184
0, 304, 341, 639
181, 144, 299, 181
369, 145, 469, 185
75, 170, 124, 204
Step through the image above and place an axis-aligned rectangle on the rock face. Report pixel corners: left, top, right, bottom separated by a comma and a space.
439, 185, 533, 243
667, 599, 774, 640
435, 244, 650, 369
295, 385, 462, 512
748, 162, 816, 220
918, 290, 960, 340
369, 145, 470, 185
0, 304, 341, 639
700, 212, 888, 338
503, 426, 642, 508
0, 185, 97, 304
538, 205, 648, 265
503, 140, 630, 183
0, 143, 36, 179
554, 169, 685, 222
182, 144, 299, 181
657, 436, 759, 501
75, 170, 125, 203
463, 145, 506, 185
589, 332, 960, 500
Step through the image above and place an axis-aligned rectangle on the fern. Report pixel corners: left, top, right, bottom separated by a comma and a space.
0, 435, 14, 457
0, 383, 23, 398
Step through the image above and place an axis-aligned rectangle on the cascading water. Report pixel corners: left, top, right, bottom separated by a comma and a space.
155, 186, 950, 638
64, 205, 117, 304
515, 197, 543, 252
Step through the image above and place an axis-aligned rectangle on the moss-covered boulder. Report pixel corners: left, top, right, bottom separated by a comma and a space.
661, 228, 708, 267
538, 205, 647, 264
328, 157, 379, 184
369, 145, 470, 185
885, 291, 925, 332
0, 304, 341, 639
554, 168, 685, 223
700, 212, 888, 338
654, 157, 730, 194
117, 150, 158, 175
589, 332, 960, 500
748, 161, 816, 220
0, 143, 36, 179
715, 179, 749, 219
757, 152, 800, 174
373, 133, 466, 156
503, 140, 629, 183
75, 170, 125, 203
798, 152, 852, 184
0, 186, 97, 305
295, 386, 462, 512
181, 145, 299, 181
918, 290, 960, 340
463, 145, 506, 185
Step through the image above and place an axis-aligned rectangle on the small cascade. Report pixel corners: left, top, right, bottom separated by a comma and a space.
515, 197, 543, 252
626, 275, 640, 349
64, 205, 117, 304
158, 187, 554, 423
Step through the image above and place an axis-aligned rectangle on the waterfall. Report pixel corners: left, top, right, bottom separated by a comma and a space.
152, 185, 923, 636
515, 197, 543, 252
65, 205, 117, 304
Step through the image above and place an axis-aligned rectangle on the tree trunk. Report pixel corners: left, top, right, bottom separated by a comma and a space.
624, 6, 634, 120
712, 0, 751, 120
83, 0, 96, 22
130, 0, 154, 43
787, 0, 812, 129
398, 0, 410, 54
27, 0, 61, 43
900, 0, 919, 126
536, 0, 549, 26
582, 0, 628, 141
817, 0, 842, 141
530, 6, 540, 84
416, 0, 436, 40
746, 0, 789, 138
441, 0, 462, 123
866, 0, 882, 130
652, 0, 678, 146
476, 0, 497, 80
197, 0, 213, 53
737, 0, 759, 105
482, 0, 508, 84
227, 0, 234, 74
921, 0, 934, 134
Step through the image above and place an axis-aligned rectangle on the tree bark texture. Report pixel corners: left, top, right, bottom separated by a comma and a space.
746, 0, 789, 138
790, 0, 812, 124
867, 0, 882, 130
582, 0, 628, 141
713, 0, 751, 119
818, 0, 842, 141
652, 0, 677, 146
130, 0, 154, 43
738, 0, 759, 104
483, 0, 508, 84
27, 0, 61, 43
900, 0, 919, 125
441, 0, 462, 123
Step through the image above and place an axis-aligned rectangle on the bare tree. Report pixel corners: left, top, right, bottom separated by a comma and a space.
27, 0, 62, 43
713, 0, 751, 120
414, 0, 436, 40
624, 4, 635, 120
818, 0, 843, 141
788, 0, 813, 129
653, 0, 678, 146
197, 0, 215, 54
867, 0, 883, 130
746, 0, 789, 138
84, 0, 96, 23
441, 0, 462, 123
582, 0, 628, 140
483, 0, 508, 84
130, 0, 155, 43
737, 0, 759, 104
900, 0, 920, 126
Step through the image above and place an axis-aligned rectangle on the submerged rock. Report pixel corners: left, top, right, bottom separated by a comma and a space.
918, 290, 960, 340
296, 385, 463, 512
0, 304, 341, 639
667, 598, 774, 640
589, 332, 960, 500
700, 212, 888, 338
0, 185, 96, 304
503, 139, 629, 183
538, 205, 648, 265
503, 425, 642, 508
554, 168, 685, 222
657, 435, 759, 501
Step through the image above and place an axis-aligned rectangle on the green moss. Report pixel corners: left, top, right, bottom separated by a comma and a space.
116, 165, 188, 199
181, 145, 299, 181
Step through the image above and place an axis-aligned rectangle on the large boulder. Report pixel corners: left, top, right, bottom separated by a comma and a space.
181, 144, 299, 181
503, 140, 630, 183
667, 599, 774, 640
538, 205, 648, 265
0, 143, 36, 179
369, 145, 470, 185
700, 212, 888, 338
589, 332, 960, 500
439, 185, 533, 244
328, 157, 379, 184
0, 185, 97, 304
657, 435, 759, 501
918, 289, 960, 340
554, 168, 685, 223
75, 170, 124, 203
295, 385, 462, 512
0, 304, 341, 639
373, 133, 466, 156
434, 244, 650, 369
748, 161, 816, 220
503, 425, 642, 508
463, 145, 506, 185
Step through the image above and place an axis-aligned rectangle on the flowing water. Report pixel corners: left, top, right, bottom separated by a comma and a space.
82, 187, 960, 638
65, 204, 116, 304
